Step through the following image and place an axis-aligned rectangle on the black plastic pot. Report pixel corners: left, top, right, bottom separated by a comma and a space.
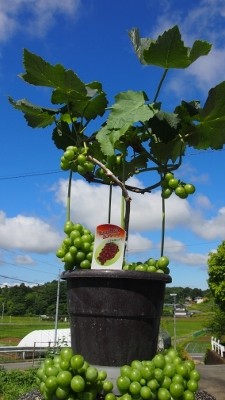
61, 269, 172, 366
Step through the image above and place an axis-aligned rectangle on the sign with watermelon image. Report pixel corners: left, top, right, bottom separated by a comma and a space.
91, 224, 126, 270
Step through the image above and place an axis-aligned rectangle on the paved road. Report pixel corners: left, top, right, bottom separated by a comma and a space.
0, 361, 39, 370
197, 364, 225, 400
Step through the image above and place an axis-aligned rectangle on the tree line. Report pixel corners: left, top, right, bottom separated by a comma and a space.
0, 279, 209, 318
0, 280, 68, 317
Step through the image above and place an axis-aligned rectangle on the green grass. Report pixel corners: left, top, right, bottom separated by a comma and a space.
0, 314, 211, 355
0, 366, 38, 400
161, 315, 206, 336
0, 316, 69, 345
160, 314, 211, 352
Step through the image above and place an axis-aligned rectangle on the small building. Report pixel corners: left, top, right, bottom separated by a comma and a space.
194, 297, 204, 304
17, 329, 71, 348
175, 307, 189, 317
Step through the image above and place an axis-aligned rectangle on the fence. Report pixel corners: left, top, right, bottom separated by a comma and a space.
0, 342, 57, 365
211, 336, 225, 357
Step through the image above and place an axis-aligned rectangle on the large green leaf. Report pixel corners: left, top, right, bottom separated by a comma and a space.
96, 91, 157, 156
128, 28, 153, 65
186, 81, 225, 149
150, 137, 186, 164
107, 90, 156, 129
130, 26, 211, 69
21, 49, 86, 94
51, 81, 108, 121
148, 111, 181, 143
52, 122, 76, 150
8, 97, 56, 128
97, 123, 131, 156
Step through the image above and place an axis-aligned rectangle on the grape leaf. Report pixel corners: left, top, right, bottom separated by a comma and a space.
150, 137, 186, 164
97, 123, 131, 156
8, 97, 56, 128
52, 122, 76, 150
130, 26, 211, 69
107, 91, 155, 129
186, 81, 225, 149
51, 82, 107, 121
96, 91, 157, 156
128, 28, 153, 65
21, 49, 86, 94
148, 111, 181, 143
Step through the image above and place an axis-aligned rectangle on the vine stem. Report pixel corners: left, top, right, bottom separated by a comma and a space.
161, 184, 166, 257
87, 155, 131, 241
66, 170, 73, 222
153, 68, 168, 103
108, 184, 112, 224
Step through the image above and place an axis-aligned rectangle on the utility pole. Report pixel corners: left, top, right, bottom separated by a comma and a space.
54, 271, 61, 346
170, 293, 177, 349
1, 302, 5, 321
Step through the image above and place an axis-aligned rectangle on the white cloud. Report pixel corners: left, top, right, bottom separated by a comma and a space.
53, 177, 192, 232
186, 48, 225, 93
1, 173, 224, 259
195, 195, 212, 210
176, 162, 209, 185
192, 206, 225, 240
53, 175, 225, 246
0, 211, 62, 252
126, 233, 152, 254
14, 254, 36, 265
0, 0, 80, 41
163, 236, 208, 266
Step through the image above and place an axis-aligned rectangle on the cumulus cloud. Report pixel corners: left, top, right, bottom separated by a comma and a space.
0, 211, 62, 252
126, 233, 152, 254
53, 177, 192, 233
0, 0, 80, 41
1, 172, 224, 263
14, 254, 36, 265
163, 236, 208, 266
192, 206, 225, 240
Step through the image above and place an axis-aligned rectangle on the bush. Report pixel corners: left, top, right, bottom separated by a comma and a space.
0, 366, 38, 400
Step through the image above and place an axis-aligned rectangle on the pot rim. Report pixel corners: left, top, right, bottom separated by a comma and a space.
61, 269, 172, 283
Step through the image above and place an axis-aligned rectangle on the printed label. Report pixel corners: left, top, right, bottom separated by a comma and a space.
91, 224, 126, 270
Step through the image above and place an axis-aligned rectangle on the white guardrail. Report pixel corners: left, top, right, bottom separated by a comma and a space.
211, 336, 225, 357
0, 343, 54, 361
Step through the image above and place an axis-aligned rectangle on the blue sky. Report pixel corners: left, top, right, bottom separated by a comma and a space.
0, 0, 225, 290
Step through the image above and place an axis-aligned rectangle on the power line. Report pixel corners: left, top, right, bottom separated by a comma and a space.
0, 148, 224, 181
0, 246, 60, 270
0, 170, 61, 180
0, 274, 39, 285
0, 258, 57, 276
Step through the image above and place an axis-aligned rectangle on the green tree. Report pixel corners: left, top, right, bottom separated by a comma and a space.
208, 241, 225, 309
206, 307, 225, 339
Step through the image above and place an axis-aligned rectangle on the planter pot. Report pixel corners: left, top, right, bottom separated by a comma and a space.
61, 269, 171, 367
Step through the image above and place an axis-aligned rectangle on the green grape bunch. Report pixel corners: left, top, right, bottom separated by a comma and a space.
94, 153, 124, 184
123, 255, 170, 275
36, 346, 200, 400
56, 221, 94, 271
36, 347, 115, 400
60, 146, 95, 176
161, 172, 196, 200
116, 347, 200, 400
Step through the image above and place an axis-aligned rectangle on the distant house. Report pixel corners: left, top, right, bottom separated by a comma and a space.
194, 297, 204, 304
175, 307, 190, 317
184, 296, 192, 304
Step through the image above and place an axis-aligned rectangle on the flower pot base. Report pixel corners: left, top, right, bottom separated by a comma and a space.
62, 269, 171, 366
